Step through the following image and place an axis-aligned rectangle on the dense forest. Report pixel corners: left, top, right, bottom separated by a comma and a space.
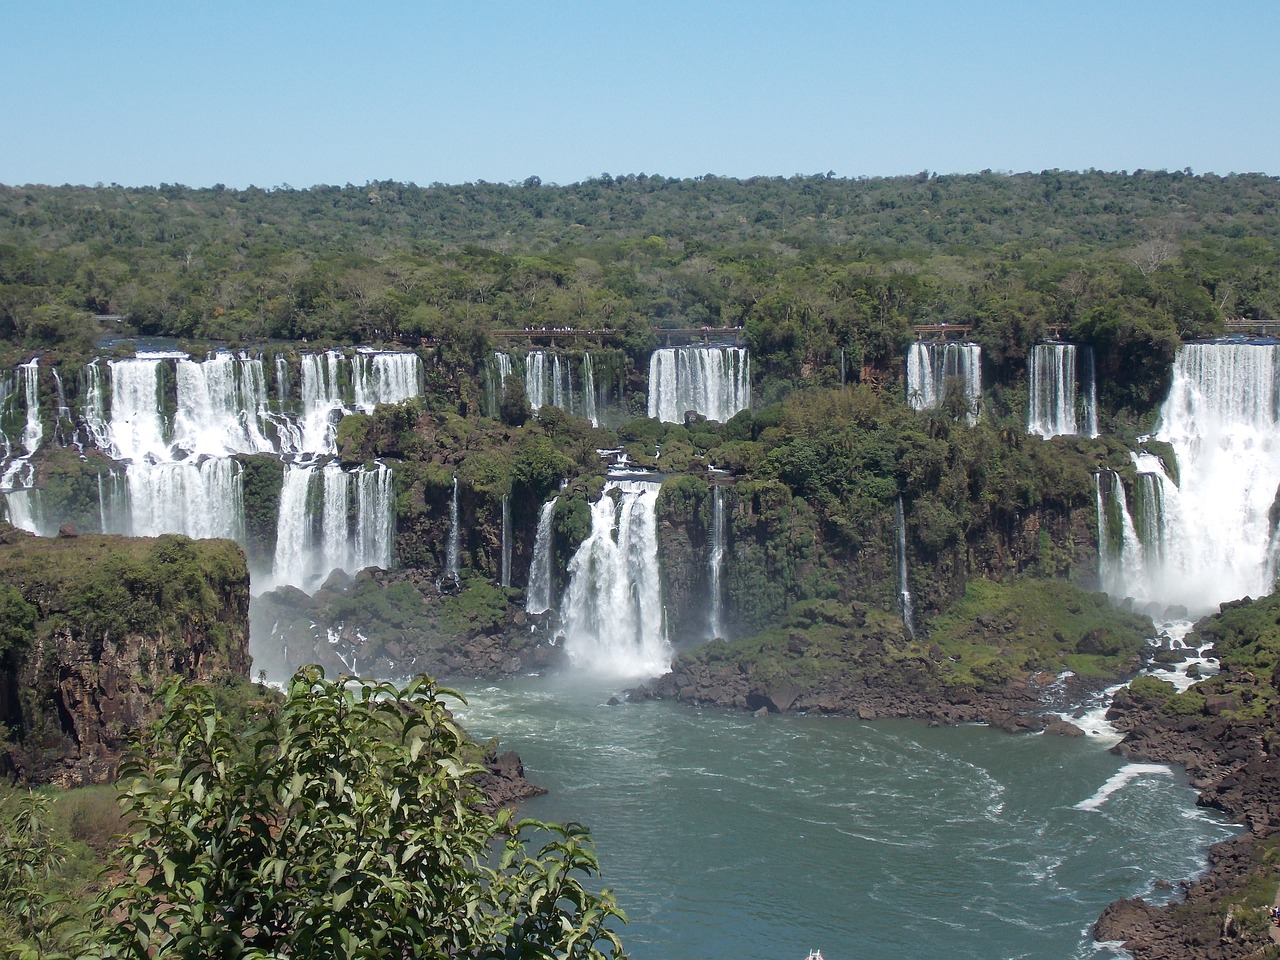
3, 171, 1279, 420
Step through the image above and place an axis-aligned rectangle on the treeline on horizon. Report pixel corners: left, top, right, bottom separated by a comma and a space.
3, 169, 1280, 419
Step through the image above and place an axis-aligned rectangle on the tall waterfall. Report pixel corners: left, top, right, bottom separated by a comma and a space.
560, 479, 671, 676
526, 498, 557, 614
1095, 470, 1145, 600
174, 354, 275, 457
298, 350, 347, 456
1099, 342, 1280, 613
648, 346, 750, 424
269, 461, 393, 593
707, 485, 727, 640
1027, 343, 1098, 439
1, 360, 41, 493
525, 351, 548, 411
18, 360, 41, 456
486, 352, 513, 418
446, 476, 460, 580
500, 493, 512, 588
905, 342, 981, 422
582, 353, 599, 427
896, 496, 915, 638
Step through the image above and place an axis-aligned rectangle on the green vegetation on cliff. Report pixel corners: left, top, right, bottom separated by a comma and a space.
0, 527, 250, 784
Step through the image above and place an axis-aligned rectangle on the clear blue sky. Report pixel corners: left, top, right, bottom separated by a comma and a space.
2, 1, 1276, 188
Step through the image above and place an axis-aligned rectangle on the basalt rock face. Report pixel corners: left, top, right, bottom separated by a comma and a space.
0, 526, 250, 787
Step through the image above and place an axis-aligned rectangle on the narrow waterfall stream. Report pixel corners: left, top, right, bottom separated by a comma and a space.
707, 485, 726, 640
896, 495, 915, 639
526, 498, 557, 614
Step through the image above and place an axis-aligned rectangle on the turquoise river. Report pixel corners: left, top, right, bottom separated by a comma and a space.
451, 675, 1236, 960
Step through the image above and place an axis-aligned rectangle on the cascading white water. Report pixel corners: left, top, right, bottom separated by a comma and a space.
271, 464, 314, 590
487, 352, 513, 417
525, 351, 548, 411
648, 346, 750, 424
707, 485, 727, 640
501, 493, 512, 588
1103, 342, 1280, 613
1095, 470, 1145, 600
560, 479, 671, 676
127, 458, 245, 542
106, 356, 172, 461
906, 342, 981, 422
354, 463, 394, 575
550, 354, 571, 413
582, 353, 599, 427
18, 359, 41, 456
447, 476, 460, 580
3, 488, 42, 534
1, 360, 42, 492
298, 350, 346, 456
526, 498, 557, 614
352, 350, 422, 412
269, 460, 393, 592
174, 353, 274, 457
1028, 343, 1099, 439
896, 496, 915, 638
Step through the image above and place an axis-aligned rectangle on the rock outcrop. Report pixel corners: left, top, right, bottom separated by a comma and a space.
0, 526, 251, 786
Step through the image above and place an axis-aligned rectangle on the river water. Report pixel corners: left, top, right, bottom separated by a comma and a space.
451, 675, 1236, 960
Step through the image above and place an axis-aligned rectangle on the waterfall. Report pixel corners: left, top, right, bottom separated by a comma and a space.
1, 360, 42, 492
708, 485, 727, 640
647, 346, 750, 424
446, 476, 460, 580
271, 464, 314, 591
550, 354, 571, 413
840, 348, 847, 389
896, 496, 915, 638
1099, 342, 1280, 613
525, 351, 548, 411
106, 357, 170, 461
18, 360, 41, 456
501, 493, 512, 587
560, 479, 670, 675
353, 350, 422, 412
1095, 470, 1145, 599
298, 350, 346, 456
1080, 346, 1099, 438
270, 461, 393, 592
320, 463, 352, 579
3, 488, 43, 535
582, 353, 599, 427
906, 342, 981, 422
1028, 343, 1099, 439
354, 463, 394, 575
526, 498, 557, 614
486, 352, 513, 417
126, 458, 245, 542
174, 353, 274, 457
82, 361, 111, 452
51, 366, 74, 446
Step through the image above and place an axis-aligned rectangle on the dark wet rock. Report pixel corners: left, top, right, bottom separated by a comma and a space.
473, 749, 548, 811
1044, 718, 1086, 737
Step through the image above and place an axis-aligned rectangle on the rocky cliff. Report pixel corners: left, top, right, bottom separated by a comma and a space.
0, 524, 250, 786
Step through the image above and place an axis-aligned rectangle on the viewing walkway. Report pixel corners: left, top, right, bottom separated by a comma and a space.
487, 326, 746, 347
